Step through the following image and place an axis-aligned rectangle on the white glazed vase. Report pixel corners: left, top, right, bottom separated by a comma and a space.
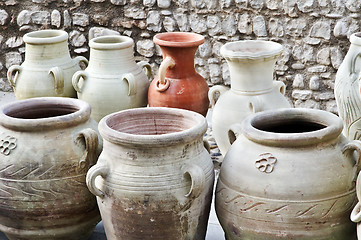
7, 29, 88, 99
209, 40, 292, 156
335, 32, 361, 140
72, 35, 152, 122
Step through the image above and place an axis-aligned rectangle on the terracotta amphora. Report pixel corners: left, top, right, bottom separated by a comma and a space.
7, 29, 88, 100
86, 107, 214, 239
335, 32, 361, 140
0, 97, 102, 240
216, 108, 359, 240
148, 32, 209, 116
209, 40, 292, 156
72, 35, 152, 122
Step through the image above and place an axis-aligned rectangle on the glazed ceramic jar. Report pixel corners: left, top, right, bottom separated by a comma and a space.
7, 29, 88, 99
86, 107, 214, 239
0, 97, 102, 240
72, 35, 151, 122
335, 32, 361, 140
148, 32, 209, 116
209, 40, 291, 156
216, 108, 359, 240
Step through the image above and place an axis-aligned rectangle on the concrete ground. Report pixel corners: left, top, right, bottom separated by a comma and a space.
0, 92, 226, 240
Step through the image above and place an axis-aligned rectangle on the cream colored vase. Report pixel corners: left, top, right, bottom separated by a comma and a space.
72, 35, 151, 122
7, 29, 88, 99
335, 32, 361, 140
209, 40, 291, 156
216, 108, 359, 240
86, 107, 214, 239
0, 97, 102, 240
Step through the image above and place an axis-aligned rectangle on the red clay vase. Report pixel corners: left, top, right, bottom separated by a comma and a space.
148, 32, 209, 116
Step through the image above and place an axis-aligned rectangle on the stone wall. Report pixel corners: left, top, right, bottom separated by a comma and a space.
0, 0, 358, 113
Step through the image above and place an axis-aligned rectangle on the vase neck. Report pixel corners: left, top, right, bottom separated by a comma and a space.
24, 41, 70, 63
88, 47, 135, 73
228, 57, 277, 92
161, 46, 197, 79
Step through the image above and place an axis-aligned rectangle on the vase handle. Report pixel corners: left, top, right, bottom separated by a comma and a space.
156, 56, 175, 92
351, 202, 361, 223
342, 140, 361, 184
122, 73, 137, 96
72, 71, 88, 93
249, 97, 263, 113
137, 61, 152, 80
182, 163, 205, 199
77, 128, 99, 171
86, 164, 108, 198
74, 56, 89, 69
350, 52, 361, 78
208, 85, 229, 107
7, 65, 22, 89
228, 123, 242, 145
49, 67, 64, 95
273, 81, 286, 95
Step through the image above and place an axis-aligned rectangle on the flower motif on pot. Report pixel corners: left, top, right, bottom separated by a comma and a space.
0, 133, 16, 156
255, 153, 277, 173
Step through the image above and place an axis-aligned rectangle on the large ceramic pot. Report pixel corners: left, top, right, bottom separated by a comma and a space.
335, 32, 361, 140
7, 29, 88, 99
86, 107, 214, 239
0, 97, 102, 240
72, 35, 152, 122
148, 32, 209, 116
216, 108, 359, 240
209, 40, 291, 156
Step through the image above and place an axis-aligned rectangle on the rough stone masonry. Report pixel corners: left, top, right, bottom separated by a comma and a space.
0, 0, 359, 113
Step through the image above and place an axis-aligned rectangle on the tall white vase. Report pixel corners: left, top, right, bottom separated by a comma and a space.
72, 35, 151, 122
7, 29, 88, 99
335, 32, 361, 140
209, 40, 292, 156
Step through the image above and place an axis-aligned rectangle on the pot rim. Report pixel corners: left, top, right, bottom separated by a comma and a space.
0, 97, 91, 131
350, 32, 361, 46
220, 40, 283, 60
153, 32, 205, 48
23, 29, 68, 45
89, 35, 133, 50
242, 108, 343, 147
98, 107, 207, 147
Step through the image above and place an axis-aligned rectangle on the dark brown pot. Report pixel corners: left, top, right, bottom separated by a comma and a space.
148, 32, 209, 116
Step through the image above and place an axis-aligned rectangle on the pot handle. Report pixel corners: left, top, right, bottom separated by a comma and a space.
72, 71, 88, 93
351, 202, 361, 223
350, 52, 361, 78
86, 164, 108, 198
77, 128, 99, 170
228, 123, 242, 145
137, 61, 152, 80
342, 140, 361, 171
273, 81, 286, 95
7, 65, 22, 88
122, 73, 137, 96
49, 67, 64, 95
208, 85, 229, 107
183, 163, 205, 199
156, 56, 175, 92
249, 97, 263, 113
74, 56, 89, 69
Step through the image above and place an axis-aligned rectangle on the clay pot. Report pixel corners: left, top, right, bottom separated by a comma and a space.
216, 108, 359, 239
0, 97, 102, 240
335, 32, 361, 140
209, 40, 291, 156
148, 32, 209, 116
72, 35, 152, 122
7, 29, 88, 99
86, 107, 214, 239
